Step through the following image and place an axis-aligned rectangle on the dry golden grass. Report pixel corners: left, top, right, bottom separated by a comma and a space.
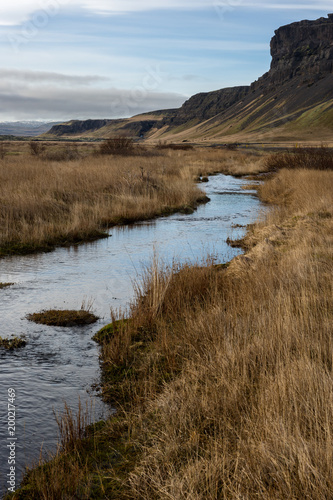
13, 401, 95, 500
0, 145, 264, 256
13, 166, 333, 499
121, 168, 333, 499
14, 149, 333, 499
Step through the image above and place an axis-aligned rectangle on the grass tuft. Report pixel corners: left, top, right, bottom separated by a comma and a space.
0, 336, 26, 350
27, 309, 99, 327
0, 282, 14, 289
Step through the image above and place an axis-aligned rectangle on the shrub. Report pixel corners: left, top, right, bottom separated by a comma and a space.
99, 136, 134, 155
43, 144, 81, 162
29, 140, 45, 156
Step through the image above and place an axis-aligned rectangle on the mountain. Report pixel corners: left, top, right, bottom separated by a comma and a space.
43, 110, 176, 140
0, 121, 60, 137
44, 14, 333, 143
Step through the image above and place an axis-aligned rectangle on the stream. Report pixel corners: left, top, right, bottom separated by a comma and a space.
0, 174, 262, 493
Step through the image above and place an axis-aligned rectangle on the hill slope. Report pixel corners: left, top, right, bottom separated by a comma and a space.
43, 110, 177, 140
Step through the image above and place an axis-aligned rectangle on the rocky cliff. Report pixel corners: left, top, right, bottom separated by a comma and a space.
164, 14, 333, 136
48, 119, 114, 136
45, 111, 176, 139
45, 14, 333, 142
268, 14, 333, 86
149, 14, 333, 142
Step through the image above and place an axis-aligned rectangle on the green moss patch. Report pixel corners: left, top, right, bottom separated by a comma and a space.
27, 309, 99, 327
92, 319, 129, 344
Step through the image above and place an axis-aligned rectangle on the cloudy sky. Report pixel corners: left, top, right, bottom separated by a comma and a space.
0, 0, 332, 121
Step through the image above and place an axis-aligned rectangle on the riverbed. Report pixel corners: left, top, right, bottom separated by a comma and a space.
0, 174, 262, 492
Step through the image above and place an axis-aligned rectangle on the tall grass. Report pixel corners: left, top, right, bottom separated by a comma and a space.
15, 166, 332, 499
0, 146, 265, 255
110, 168, 331, 499
265, 145, 333, 171
11, 400, 96, 500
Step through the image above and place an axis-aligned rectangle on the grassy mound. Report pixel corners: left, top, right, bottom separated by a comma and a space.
27, 309, 99, 327
92, 319, 129, 344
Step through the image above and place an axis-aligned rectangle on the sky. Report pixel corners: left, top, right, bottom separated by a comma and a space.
0, 0, 332, 122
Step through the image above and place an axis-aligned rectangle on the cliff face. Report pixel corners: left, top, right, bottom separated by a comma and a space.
48, 119, 114, 136
269, 14, 333, 85
172, 14, 333, 126
167, 86, 250, 127
250, 13, 333, 93
45, 114, 174, 139
157, 14, 333, 140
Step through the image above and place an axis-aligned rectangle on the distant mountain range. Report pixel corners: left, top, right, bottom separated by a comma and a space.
44, 14, 333, 143
0, 121, 60, 137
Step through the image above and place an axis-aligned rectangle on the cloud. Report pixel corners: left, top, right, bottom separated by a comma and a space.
0, 85, 187, 121
241, 2, 332, 10
0, 1, 208, 26
1, 0, 332, 26
0, 67, 185, 120
0, 68, 110, 86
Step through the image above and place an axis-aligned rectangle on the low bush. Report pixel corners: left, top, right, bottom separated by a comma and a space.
99, 136, 134, 155
265, 145, 333, 171
29, 141, 45, 156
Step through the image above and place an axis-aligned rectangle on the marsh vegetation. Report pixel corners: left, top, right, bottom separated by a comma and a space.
0, 142, 265, 256
10, 155, 333, 499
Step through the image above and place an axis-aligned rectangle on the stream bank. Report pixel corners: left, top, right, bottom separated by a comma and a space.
1, 174, 262, 498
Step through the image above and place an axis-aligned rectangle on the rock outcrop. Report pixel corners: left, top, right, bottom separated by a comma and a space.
169, 14, 333, 130
269, 14, 333, 85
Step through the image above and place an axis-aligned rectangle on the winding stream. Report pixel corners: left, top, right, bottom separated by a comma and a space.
0, 174, 262, 492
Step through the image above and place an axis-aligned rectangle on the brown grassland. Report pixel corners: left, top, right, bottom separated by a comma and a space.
5, 146, 333, 499
0, 141, 265, 256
